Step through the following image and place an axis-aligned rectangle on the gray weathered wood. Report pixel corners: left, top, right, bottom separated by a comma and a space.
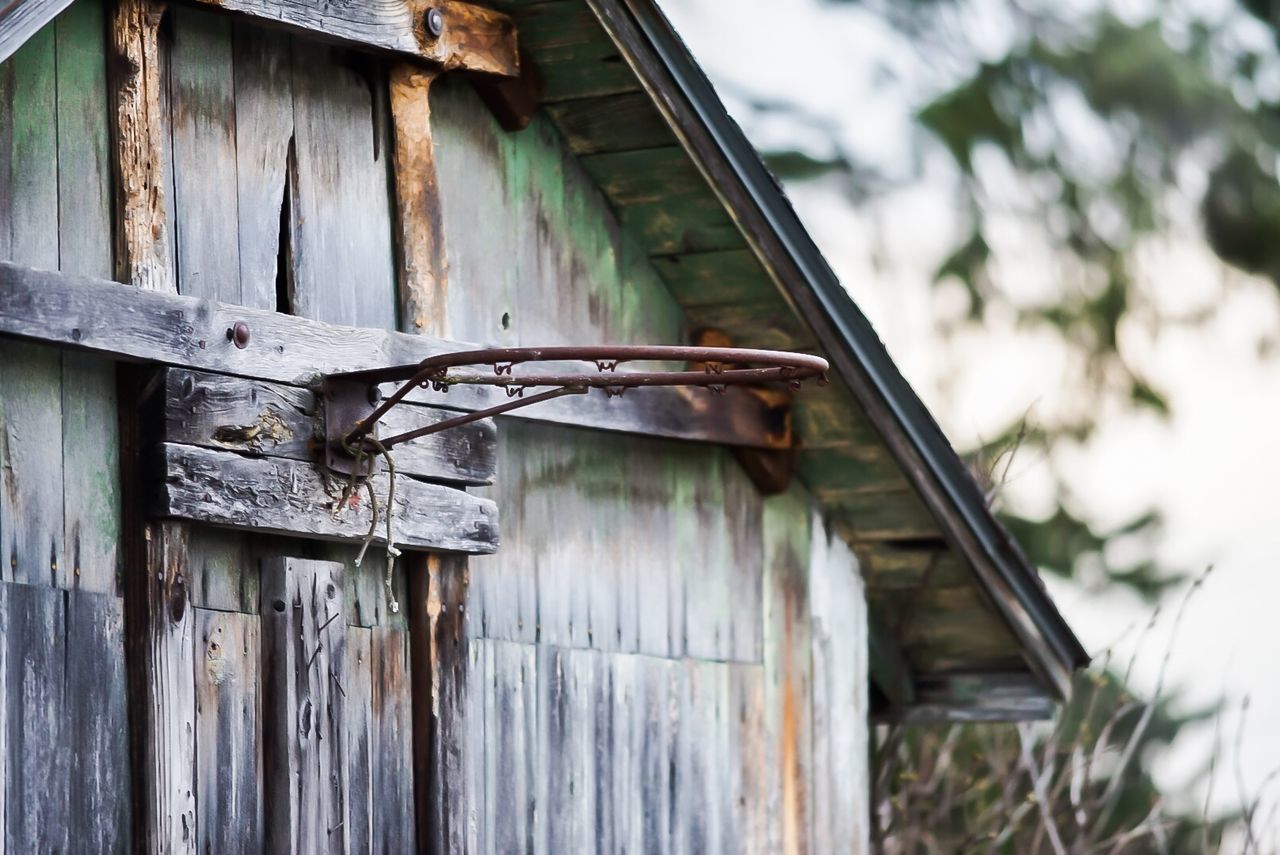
231, 22, 294, 310
0, 0, 75, 66
169, 7, 243, 304
289, 38, 397, 331
66, 589, 131, 853
409, 553, 475, 854
3, 582, 69, 854
152, 442, 500, 553
808, 515, 870, 854
346, 627, 375, 854
159, 367, 497, 485
371, 627, 416, 852
184, 0, 519, 75
261, 556, 349, 855
482, 639, 537, 853
0, 261, 790, 450
194, 608, 263, 853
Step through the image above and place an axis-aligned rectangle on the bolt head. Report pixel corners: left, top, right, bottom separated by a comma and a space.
228, 321, 251, 349
424, 7, 445, 38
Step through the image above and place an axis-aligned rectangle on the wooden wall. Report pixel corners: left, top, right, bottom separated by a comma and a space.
0, 3, 871, 852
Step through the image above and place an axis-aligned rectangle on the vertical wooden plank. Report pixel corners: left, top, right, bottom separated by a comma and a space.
109, 0, 175, 291
194, 608, 262, 854
261, 556, 348, 855
0, 583, 6, 855
725, 457, 765, 663
56, 0, 120, 596
67, 589, 132, 854
231, 22, 293, 309
168, 5, 241, 303
289, 39, 397, 330
346, 626, 374, 854
1, 26, 64, 588
636, 654, 676, 855
540, 645, 597, 855
187, 528, 258, 613
4, 583, 69, 853
730, 663, 772, 855
482, 640, 537, 854
410, 553, 477, 854
389, 63, 449, 336
808, 514, 871, 854
763, 486, 815, 855
372, 627, 416, 852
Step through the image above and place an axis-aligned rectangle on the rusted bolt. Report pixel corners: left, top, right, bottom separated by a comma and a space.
227, 321, 250, 349
424, 7, 445, 38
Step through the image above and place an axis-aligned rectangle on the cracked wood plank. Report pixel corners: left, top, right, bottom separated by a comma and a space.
261, 557, 348, 854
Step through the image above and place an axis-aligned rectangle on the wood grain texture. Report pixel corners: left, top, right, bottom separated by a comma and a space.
390, 64, 449, 337
158, 367, 497, 485
3, 582, 69, 853
194, 608, 262, 853
0, 262, 791, 450
109, 0, 175, 292
261, 556, 349, 855
185, 0, 519, 75
169, 7, 242, 304
288, 38, 398, 330
0, 0, 75, 66
807, 514, 871, 854
57, 0, 121, 595
152, 442, 500, 553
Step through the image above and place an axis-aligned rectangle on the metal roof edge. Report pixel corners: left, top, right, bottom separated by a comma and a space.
586, 0, 1090, 698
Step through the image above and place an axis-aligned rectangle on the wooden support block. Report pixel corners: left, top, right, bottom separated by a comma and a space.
390, 64, 450, 337
409, 552, 471, 853
184, 0, 519, 76
471, 49, 543, 131
261, 557, 349, 854
152, 442, 500, 554
157, 367, 497, 485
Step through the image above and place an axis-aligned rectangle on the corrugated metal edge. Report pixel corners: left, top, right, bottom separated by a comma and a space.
584, 0, 1089, 703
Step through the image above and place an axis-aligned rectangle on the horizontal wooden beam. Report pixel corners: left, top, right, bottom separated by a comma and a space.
152, 443, 498, 553
180, 0, 519, 76
0, 262, 788, 449
873, 671, 1056, 724
155, 368, 496, 485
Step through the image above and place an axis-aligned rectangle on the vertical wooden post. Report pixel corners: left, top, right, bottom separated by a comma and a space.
409, 553, 471, 854
389, 64, 450, 338
109, 1, 195, 851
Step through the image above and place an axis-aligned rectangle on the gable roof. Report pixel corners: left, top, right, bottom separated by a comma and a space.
0, 0, 1089, 719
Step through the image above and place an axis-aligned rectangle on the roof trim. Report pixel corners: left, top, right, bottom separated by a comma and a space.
586, 0, 1089, 697
0, 0, 75, 66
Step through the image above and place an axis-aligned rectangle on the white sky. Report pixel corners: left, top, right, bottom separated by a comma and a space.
662, 0, 1280, 842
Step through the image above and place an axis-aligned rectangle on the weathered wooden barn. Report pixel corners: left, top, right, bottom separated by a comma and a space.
0, 0, 1089, 851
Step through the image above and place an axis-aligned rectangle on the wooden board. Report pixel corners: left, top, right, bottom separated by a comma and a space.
261, 557, 349, 854
157, 367, 497, 485
0, 263, 790, 451
152, 442, 499, 553
185, 0, 519, 76
194, 608, 263, 853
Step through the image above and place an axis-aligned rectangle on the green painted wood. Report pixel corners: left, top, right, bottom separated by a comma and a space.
796, 444, 909, 500
501, 0, 642, 102
619, 197, 745, 256
683, 300, 819, 352
858, 541, 971, 591
1, 28, 64, 587
829, 489, 943, 542
791, 384, 882, 449
580, 145, 712, 206
650, 248, 777, 308
56, 0, 119, 595
544, 91, 676, 154
169, 7, 242, 304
